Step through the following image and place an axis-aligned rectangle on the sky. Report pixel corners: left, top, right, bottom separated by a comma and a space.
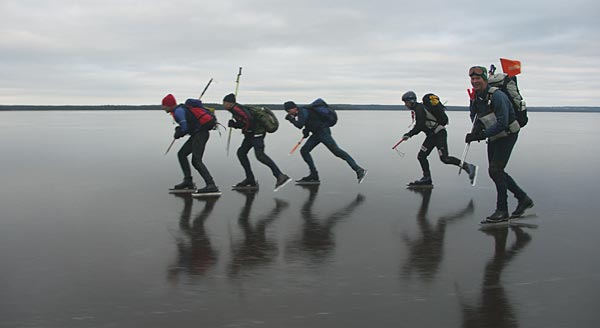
1, 0, 599, 106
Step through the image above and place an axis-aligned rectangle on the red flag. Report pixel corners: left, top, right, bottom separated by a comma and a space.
500, 58, 521, 77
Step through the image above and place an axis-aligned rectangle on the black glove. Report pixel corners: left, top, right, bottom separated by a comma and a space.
174, 126, 186, 139
465, 130, 486, 143
285, 114, 295, 122
228, 119, 237, 128
302, 128, 310, 138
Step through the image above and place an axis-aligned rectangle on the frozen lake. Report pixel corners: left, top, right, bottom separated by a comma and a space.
1, 110, 599, 327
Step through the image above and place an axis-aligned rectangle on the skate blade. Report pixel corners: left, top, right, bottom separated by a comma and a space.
358, 170, 368, 184
231, 185, 259, 191
509, 213, 538, 220
295, 181, 321, 185
191, 192, 222, 197
406, 185, 434, 189
169, 189, 196, 194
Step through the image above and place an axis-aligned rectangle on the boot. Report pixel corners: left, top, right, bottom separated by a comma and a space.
172, 179, 195, 190
467, 163, 478, 186
407, 176, 433, 187
512, 196, 534, 217
274, 174, 291, 191
195, 184, 220, 194
233, 178, 258, 189
481, 210, 509, 223
296, 173, 320, 184
356, 168, 368, 184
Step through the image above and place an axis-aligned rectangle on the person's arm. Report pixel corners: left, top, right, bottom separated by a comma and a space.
484, 91, 510, 137
286, 107, 308, 129
173, 106, 188, 136
405, 107, 425, 137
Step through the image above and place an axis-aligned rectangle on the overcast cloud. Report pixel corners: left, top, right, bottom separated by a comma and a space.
1, 0, 599, 106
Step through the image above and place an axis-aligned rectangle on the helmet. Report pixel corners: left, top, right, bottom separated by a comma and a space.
402, 91, 417, 103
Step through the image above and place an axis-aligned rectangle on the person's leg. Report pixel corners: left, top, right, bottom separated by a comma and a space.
177, 137, 193, 180
252, 135, 283, 178
237, 134, 255, 181
487, 134, 521, 213
417, 134, 436, 178
190, 130, 215, 187
300, 133, 321, 176
319, 128, 361, 172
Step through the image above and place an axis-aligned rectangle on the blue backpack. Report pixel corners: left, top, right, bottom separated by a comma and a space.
309, 98, 337, 127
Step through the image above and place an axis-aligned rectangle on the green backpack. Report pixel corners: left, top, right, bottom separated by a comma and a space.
248, 106, 279, 133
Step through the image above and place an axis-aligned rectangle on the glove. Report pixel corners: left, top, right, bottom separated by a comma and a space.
228, 119, 237, 128
285, 114, 295, 122
402, 133, 410, 141
174, 126, 186, 139
302, 128, 310, 138
465, 130, 486, 143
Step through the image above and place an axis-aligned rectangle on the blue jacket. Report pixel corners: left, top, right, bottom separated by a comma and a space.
288, 107, 326, 132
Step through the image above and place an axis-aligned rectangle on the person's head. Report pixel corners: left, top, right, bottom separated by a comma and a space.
283, 101, 298, 116
401, 91, 417, 109
469, 66, 488, 93
222, 93, 236, 110
162, 94, 177, 113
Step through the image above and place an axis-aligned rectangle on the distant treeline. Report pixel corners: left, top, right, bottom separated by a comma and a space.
1, 104, 600, 113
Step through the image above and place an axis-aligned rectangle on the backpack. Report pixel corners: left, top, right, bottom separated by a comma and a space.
184, 98, 216, 130
248, 106, 279, 133
488, 73, 528, 127
422, 93, 449, 126
309, 98, 337, 127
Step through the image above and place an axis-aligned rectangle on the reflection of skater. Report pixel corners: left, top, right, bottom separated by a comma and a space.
400, 91, 477, 188
459, 225, 532, 328
401, 188, 474, 282
283, 100, 367, 184
286, 185, 365, 265
228, 190, 289, 277
466, 66, 534, 223
167, 194, 219, 284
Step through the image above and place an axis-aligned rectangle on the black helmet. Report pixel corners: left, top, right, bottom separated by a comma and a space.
402, 91, 417, 103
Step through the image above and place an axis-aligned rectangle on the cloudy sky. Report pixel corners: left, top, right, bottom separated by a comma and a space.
1, 0, 599, 106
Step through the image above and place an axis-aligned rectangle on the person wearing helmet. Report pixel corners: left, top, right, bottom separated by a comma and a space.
400, 91, 477, 188
466, 66, 533, 223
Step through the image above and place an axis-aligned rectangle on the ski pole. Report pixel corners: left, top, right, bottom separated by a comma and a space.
289, 136, 305, 155
459, 112, 478, 175
392, 137, 406, 150
226, 67, 242, 156
164, 138, 176, 155
458, 143, 470, 175
199, 78, 213, 100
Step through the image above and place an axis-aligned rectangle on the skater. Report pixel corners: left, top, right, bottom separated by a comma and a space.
283, 99, 367, 184
222, 93, 290, 191
162, 93, 220, 195
400, 91, 477, 188
465, 66, 534, 223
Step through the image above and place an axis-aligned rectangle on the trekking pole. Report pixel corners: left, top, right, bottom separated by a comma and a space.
199, 78, 213, 100
164, 138, 176, 155
226, 67, 242, 156
391, 137, 405, 150
459, 112, 478, 175
289, 136, 305, 155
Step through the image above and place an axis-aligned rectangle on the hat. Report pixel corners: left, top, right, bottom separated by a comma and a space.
283, 101, 297, 111
162, 94, 177, 107
223, 93, 236, 103
468, 66, 488, 81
